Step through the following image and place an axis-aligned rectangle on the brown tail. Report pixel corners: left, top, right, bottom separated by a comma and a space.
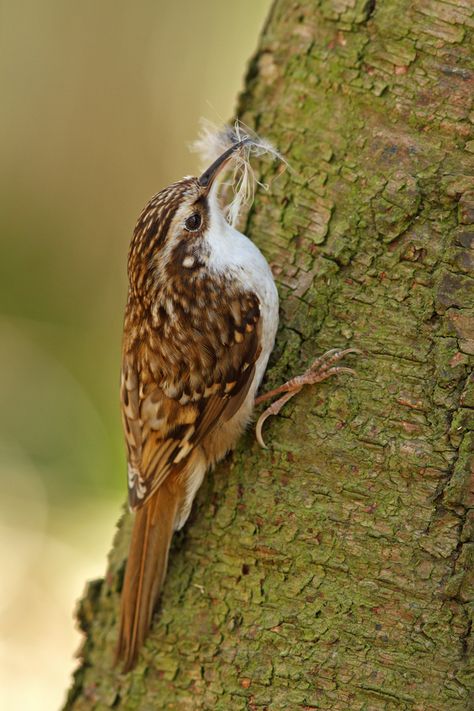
116, 483, 178, 671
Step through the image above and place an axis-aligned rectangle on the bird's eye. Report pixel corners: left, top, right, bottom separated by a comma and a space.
184, 213, 202, 231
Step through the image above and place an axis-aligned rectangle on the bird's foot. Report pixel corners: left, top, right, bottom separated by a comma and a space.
255, 348, 360, 448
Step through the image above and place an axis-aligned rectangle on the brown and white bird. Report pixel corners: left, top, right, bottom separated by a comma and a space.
116, 133, 356, 670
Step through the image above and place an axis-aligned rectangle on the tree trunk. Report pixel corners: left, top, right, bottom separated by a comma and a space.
64, 1, 473, 709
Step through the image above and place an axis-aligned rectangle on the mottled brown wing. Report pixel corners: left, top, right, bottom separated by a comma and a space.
121, 298, 261, 510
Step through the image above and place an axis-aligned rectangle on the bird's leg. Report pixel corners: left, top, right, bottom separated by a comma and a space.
255, 348, 360, 448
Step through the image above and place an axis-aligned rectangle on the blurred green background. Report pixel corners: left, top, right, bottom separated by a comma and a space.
0, 1, 270, 708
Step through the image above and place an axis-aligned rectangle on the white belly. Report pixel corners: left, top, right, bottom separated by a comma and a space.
205, 213, 279, 388
203, 209, 279, 457
231, 231, 278, 377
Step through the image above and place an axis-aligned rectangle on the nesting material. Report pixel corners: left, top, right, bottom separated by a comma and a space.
191, 119, 287, 227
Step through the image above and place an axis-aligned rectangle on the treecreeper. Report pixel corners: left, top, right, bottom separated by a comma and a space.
116, 127, 358, 671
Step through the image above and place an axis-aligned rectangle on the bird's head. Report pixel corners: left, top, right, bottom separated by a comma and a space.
128, 140, 250, 297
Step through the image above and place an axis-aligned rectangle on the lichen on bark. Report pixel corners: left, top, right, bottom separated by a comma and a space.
65, 1, 473, 709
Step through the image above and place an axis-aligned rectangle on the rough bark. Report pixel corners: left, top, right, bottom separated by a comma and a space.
64, 1, 474, 709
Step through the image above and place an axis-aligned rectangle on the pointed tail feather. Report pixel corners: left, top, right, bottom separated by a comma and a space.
116, 483, 178, 671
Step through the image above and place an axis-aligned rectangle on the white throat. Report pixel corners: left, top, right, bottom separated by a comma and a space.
203, 190, 279, 388
204, 191, 267, 278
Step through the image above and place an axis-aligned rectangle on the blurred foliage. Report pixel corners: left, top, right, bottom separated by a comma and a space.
0, 2, 270, 708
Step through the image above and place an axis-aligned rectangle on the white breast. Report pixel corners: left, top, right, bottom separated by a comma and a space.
204, 196, 279, 390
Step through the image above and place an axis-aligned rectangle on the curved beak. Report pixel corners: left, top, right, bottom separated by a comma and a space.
198, 139, 250, 192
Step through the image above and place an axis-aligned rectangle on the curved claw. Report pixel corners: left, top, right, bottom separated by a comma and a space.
255, 411, 270, 449
256, 390, 300, 449
308, 348, 362, 374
